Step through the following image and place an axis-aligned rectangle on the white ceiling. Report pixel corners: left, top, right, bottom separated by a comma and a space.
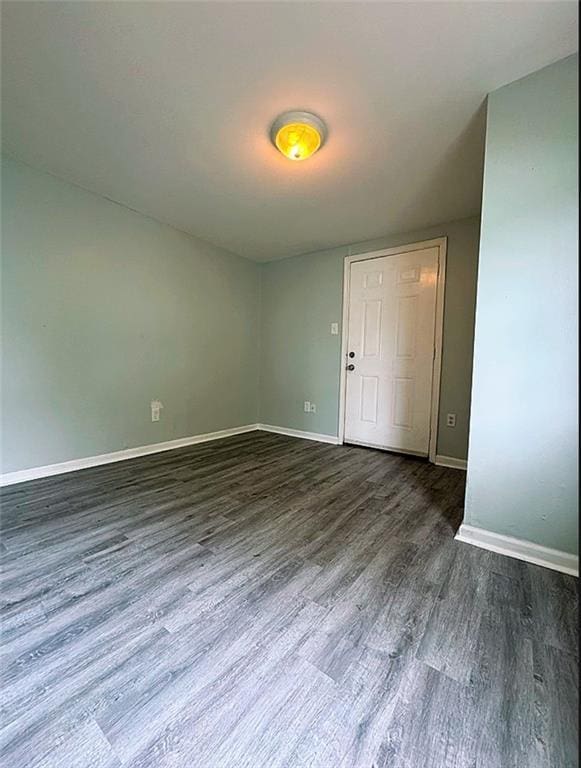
2, 2, 578, 262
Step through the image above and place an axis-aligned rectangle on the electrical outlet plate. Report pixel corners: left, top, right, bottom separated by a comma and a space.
446, 413, 456, 427
151, 400, 163, 422
304, 401, 311, 413
310, 403, 317, 413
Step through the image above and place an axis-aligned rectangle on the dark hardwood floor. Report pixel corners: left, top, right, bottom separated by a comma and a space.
0, 431, 578, 767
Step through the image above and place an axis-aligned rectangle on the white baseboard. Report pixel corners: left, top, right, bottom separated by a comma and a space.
0, 424, 260, 487
435, 455, 467, 470
0, 425, 463, 486
455, 524, 578, 577
257, 424, 340, 445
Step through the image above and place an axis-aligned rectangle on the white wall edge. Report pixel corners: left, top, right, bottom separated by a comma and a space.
435, 454, 468, 470
455, 523, 579, 577
257, 424, 340, 445
0, 424, 261, 487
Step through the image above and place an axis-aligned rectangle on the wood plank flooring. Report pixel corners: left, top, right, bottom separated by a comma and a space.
1, 431, 578, 767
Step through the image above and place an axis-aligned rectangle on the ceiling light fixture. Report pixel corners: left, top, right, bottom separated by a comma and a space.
270, 111, 327, 161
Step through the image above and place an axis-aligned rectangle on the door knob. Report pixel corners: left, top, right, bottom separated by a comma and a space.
347, 364, 355, 371
348, 352, 355, 358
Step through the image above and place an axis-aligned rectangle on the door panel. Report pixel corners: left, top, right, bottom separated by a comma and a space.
395, 295, 418, 358
393, 377, 414, 430
360, 376, 379, 423
363, 300, 382, 357
344, 247, 439, 455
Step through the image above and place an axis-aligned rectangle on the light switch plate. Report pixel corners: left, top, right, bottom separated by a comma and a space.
330, 322, 339, 335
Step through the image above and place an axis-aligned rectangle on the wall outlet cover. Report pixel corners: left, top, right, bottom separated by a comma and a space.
151, 400, 163, 422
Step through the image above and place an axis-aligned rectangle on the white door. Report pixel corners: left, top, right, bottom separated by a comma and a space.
344, 247, 439, 456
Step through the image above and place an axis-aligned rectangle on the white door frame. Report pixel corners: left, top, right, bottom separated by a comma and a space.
338, 237, 447, 463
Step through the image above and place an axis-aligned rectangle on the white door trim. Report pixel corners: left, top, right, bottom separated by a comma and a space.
338, 237, 447, 463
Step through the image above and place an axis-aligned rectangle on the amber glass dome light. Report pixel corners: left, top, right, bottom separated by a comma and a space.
270, 111, 327, 161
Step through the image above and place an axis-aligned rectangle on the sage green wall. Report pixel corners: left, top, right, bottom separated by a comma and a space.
1, 157, 260, 474
464, 55, 578, 554
260, 216, 480, 459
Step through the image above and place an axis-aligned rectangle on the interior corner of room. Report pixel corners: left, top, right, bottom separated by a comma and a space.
1, 155, 480, 475
0, 3, 578, 766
